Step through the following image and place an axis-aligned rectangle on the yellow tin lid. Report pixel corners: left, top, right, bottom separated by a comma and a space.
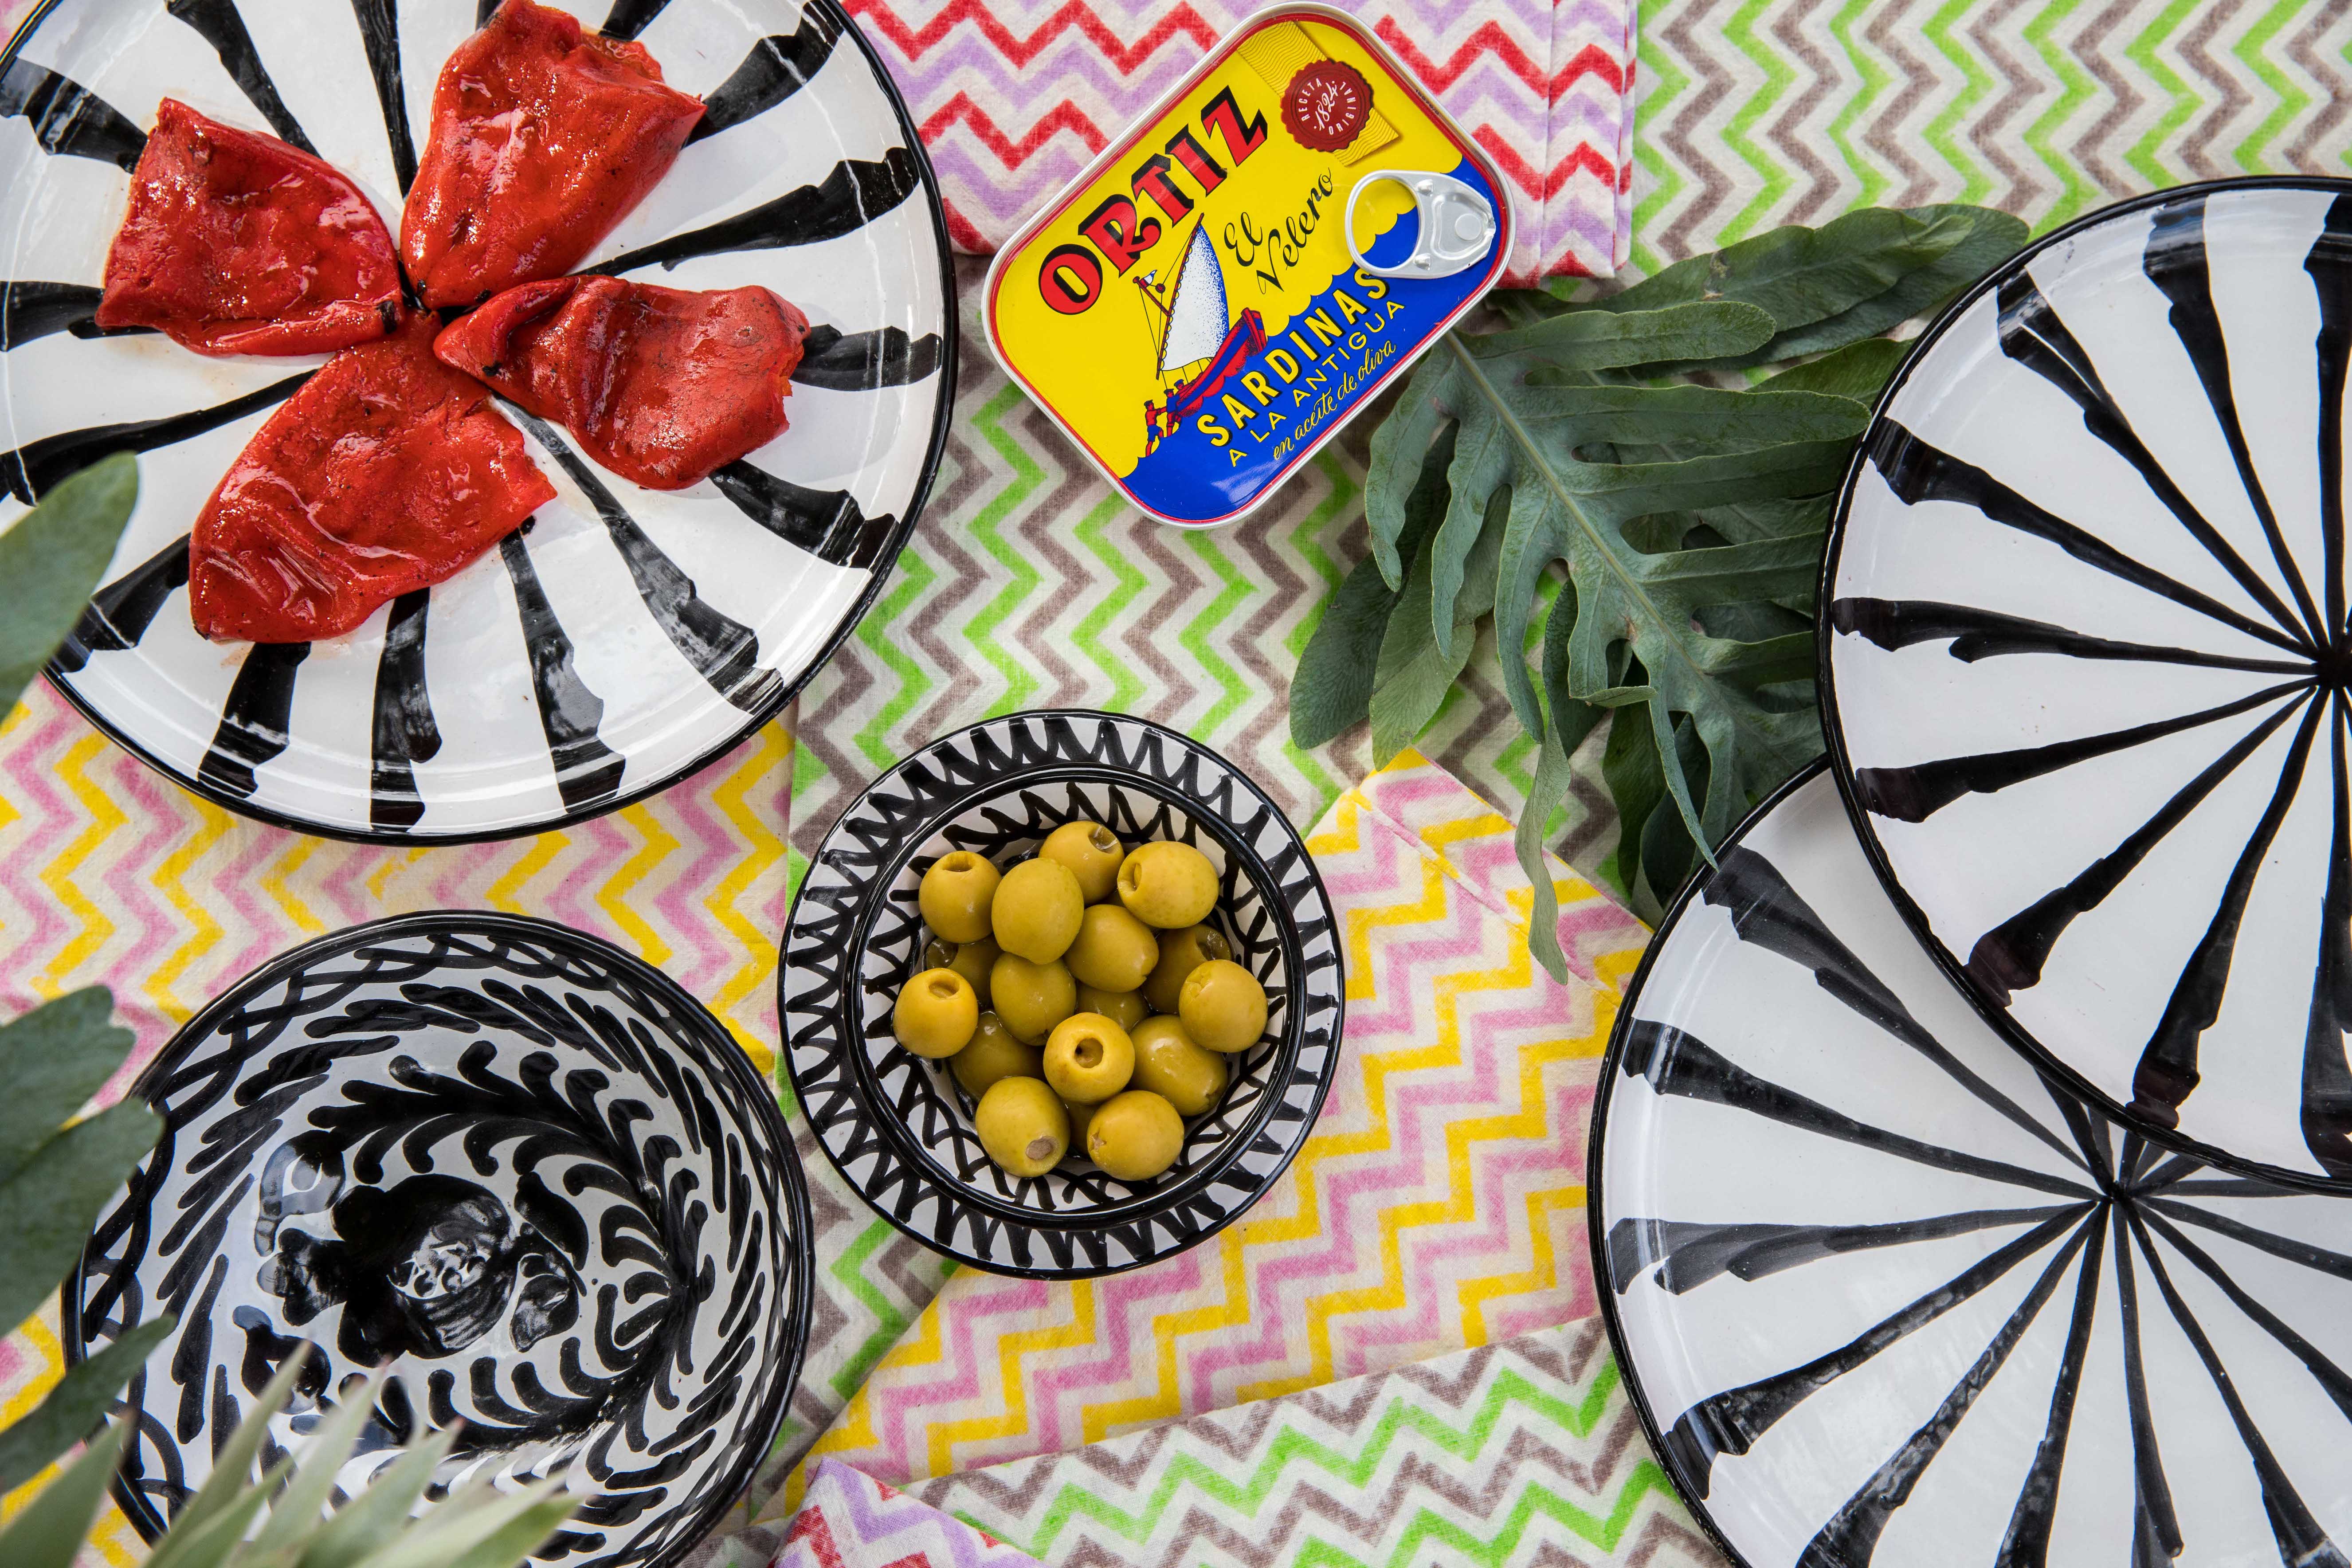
982, 4, 1513, 527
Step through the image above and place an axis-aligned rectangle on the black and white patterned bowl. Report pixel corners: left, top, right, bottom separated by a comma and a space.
1595, 762, 2352, 1568
66, 912, 814, 1568
5, 0, 954, 843
780, 711, 1345, 1278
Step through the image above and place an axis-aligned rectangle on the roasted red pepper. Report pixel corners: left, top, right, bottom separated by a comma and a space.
401, 0, 704, 310
190, 317, 557, 643
433, 276, 807, 490
96, 98, 402, 356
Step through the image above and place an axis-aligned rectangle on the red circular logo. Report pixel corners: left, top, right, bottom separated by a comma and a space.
1283, 61, 1371, 153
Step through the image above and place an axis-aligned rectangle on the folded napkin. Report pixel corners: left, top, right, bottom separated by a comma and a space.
910, 1317, 1726, 1568
779, 750, 1650, 1501
773, 1459, 1047, 1568
857, 0, 1638, 281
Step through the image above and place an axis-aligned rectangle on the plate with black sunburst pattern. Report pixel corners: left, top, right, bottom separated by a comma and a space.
1595, 762, 2352, 1568
4, 0, 953, 842
1822, 176, 2352, 1189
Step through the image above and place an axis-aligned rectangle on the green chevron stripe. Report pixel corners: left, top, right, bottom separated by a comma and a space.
2230, 0, 2313, 173
2123, 0, 2203, 187
1073, 491, 1149, 713
1827, 0, 1897, 209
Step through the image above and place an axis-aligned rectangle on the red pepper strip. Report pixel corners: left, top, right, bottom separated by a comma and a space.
434, 276, 807, 490
190, 317, 557, 644
95, 98, 403, 357
401, 0, 704, 310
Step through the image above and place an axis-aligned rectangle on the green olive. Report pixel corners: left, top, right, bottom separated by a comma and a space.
1143, 923, 1231, 1014
1065, 904, 1159, 993
1041, 820, 1126, 904
925, 937, 999, 1008
1085, 1090, 1185, 1181
1060, 1092, 1099, 1151
991, 857, 1085, 964
894, 968, 979, 1059
990, 954, 1076, 1045
975, 1076, 1068, 1178
1178, 959, 1267, 1053
1076, 984, 1148, 1032
919, 851, 1000, 945
951, 1012, 1043, 1098
1130, 1015, 1228, 1117
1116, 840, 1220, 929
1043, 1012, 1135, 1104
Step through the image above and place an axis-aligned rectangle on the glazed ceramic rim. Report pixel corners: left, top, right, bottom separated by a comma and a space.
60, 909, 817, 1561
10, 0, 961, 847
779, 708, 1345, 1279
1814, 174, 2352, 1195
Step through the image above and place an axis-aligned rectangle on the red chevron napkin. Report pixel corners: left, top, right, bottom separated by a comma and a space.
851, 0, 1638, 280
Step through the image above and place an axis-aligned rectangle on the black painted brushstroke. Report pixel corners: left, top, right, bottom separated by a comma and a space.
54, 535, 191, 673
2133, 1149, 2199, 1193
1996, 271, 2309, 646
368, 590, 439, 834
1854, 676, 2308, 823
1996, 1216, 2106, 1568
197, 642, 311, 800
2145, 1195, 2352, 1282
2125, 1207, 2351, 1568
1608, 1206, 2074, 1295
1658, 1206, 2088, 1497
1964, 690, 2312, 1004
166, 0, 317, 154
348, 0, 419, 192
2307, 195, 2352, 642
2113, 1203, 2184, 1565
1619, 1022, 2097, 1199
600, 0, 672, 39
1827, 596, 2311, 675
477, 0, 500, 23
709, 460, 896, 568
0, 282, 141, 349
687, 6, 842, 143
1867, 421, 2305, 655
592, 150, 922, 275
2131, 693, 2326, 1127
2142, 1207, 2352, 1423
1704, 846, 2092, 1170
0, 57, 145, 169
1795, 1219, 2093, 1568
791, 325, 944, 392
505, 408, 780, 713
2305, 695, 2352, 1177
2152, 1176, 2301, 1199
498, 532, 625, 812
2146, 194, 2328, 646
0, 372, 310, 504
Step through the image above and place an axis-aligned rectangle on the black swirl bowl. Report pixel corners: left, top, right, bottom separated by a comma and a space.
66, 913, 813, 1568
780, 711, 1345, 1278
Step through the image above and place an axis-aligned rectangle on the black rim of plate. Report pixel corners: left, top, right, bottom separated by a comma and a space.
60, 909, 816, 1563
1816, 173, 2352, 1194
9, 0, 960, 847
779, 709, 1345, 1280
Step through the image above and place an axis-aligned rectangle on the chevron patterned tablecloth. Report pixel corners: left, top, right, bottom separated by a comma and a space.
5, 0, 2352, 1564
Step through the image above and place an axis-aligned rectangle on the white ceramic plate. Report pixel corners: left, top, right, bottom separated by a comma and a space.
1596, 764, 2352, 1568
1821, 177, 2352, 1187
5, 0, 953, 841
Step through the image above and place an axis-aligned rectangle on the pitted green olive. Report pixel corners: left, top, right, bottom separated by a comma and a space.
1085, 1090, 1185, 1181
992, 857, 1085, 963
1116, 840, 1219, 929
1143, 923, 1230, 1014
1066, 904, 1159, 993
951, 1012, 1043, 1098
1177, 959, 1267, 1053
925, 937, 999, 1008
894, 968, 979, 1058
1076, 984, 1149, 1032
1041, 820, 1126, 904
976, 1077, 1068, 1178
1043, 1012, 1136, 1104
919, 851, 1000, 945
1130, 1015, 1228, 1116
990, 953, 1076, 1045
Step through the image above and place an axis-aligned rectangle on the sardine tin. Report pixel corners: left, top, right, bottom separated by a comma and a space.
982, 4, 1514, 528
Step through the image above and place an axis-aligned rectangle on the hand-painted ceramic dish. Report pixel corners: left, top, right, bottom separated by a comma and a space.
67, 912, 812, 1568
780, 710, 1345, 1278
5, 0, 953, 842
1594, 763, 2352, 1568
1820, 176, 2352, 1188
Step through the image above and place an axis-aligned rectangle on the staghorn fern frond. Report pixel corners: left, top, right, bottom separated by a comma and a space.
0, 1351, 577, 1568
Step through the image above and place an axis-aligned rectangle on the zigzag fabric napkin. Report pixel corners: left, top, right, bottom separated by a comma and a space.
779, 750, 1651, 1499
770, 1459, 1046, 1568
910, 1317, 1726, 1568
851, 0, 1638, 281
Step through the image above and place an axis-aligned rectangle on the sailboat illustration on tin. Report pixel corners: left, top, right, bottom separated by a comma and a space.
1138, 222, 1267, 454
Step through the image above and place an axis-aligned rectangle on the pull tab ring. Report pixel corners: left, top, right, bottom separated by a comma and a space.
1344, 170, 1498, 280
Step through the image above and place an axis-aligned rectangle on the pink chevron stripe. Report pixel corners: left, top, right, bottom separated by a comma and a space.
860, 1277, 1055, 1468
0, 703, 86, 979
1019, 1245, 1212, 1450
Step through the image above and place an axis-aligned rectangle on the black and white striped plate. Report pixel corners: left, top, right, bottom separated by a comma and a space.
7, 0, 953, 842
1595, 763, 2352, 1568
1822, 177, 2352, 1188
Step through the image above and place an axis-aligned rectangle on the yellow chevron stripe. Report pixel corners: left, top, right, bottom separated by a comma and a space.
707, 722, 792, 1076
486, 830, 564, 913
1079, 1220, 1252, 1443
600, 804, 676, 968
39, 733, 120, 992
927, 1282, 1096, 1475
260, 836, 326, 937
145, 798, 233, 1027
788, 1280, 953, 1507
